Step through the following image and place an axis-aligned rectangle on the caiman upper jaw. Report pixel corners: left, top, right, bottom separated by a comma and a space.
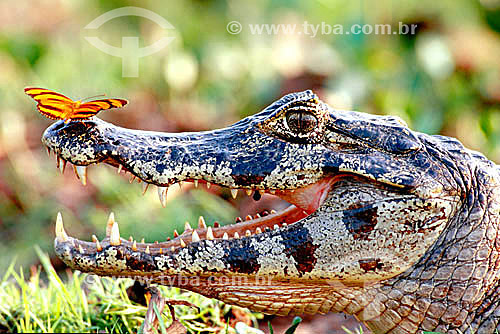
41, 115, 341, 215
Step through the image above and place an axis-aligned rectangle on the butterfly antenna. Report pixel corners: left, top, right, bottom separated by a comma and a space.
81, 93, 106, 102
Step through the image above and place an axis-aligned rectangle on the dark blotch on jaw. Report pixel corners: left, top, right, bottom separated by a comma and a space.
280, 224, 318, 274
155, 163, 166, 173
358, 258, 383, 272
124, 248, 159, 272
232, 174, 265, 187
342, 205, 378, 240
223, 239, 261, 274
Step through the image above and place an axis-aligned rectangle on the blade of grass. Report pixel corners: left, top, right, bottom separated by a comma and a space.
152, 302, 167, 334
284, 316, 302, 334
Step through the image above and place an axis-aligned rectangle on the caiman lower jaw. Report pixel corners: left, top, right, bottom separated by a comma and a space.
50, 151, 338, 254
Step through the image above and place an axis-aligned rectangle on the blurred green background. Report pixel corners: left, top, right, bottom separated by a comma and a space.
1, 0, 500, 325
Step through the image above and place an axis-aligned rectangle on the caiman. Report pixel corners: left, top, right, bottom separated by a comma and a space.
41, 90, 500, 333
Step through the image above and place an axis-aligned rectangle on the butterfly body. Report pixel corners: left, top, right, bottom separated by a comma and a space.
24, 87, 128, 123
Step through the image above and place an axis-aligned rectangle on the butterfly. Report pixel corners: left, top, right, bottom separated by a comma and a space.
24, 87, 128, 123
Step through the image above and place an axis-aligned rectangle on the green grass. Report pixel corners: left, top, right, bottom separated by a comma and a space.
341, 326, 364, 334
0, 246, 264, 333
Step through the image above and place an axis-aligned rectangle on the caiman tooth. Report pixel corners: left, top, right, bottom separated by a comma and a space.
259, 190, 265, 195
206, 182, 211, 189
117, 164, 123, 174
56, 155, 60, 169
193, 179, 198, 188
74, 166, 87, 186
198, 216, 206, 229
254, 213, 261, 219
142, 183, 149, 195
141, 238, 145, 243
59, 159, 67, 174
106, 212, 116, 237
132, 240, 137, 251
178, 181, 184, 189
180, 239, 186, 247
273, 224, 280, 230
55, 212, 68, 242
270, 209, 277, 214
255, 227, 262, 234
173, 230, 179, 238
235, 217, 243, 223
245, 215, 252, 221
206, 227, 214, 240
78, 244, 84, 254
231, 188, 238, 199
92, 235, 99, 243
234, 232, 240, 239
171, 246, 175, 252
157, 186, 168, 208
222, 232, 229, 240
245, 229, 251, 237
282, 223, 288, 228
184, 221, 192, 231
192, 230, 200, 242
171, 183, 181, 192
110, 222, 121, 246
129, 175, 136, 183
95, 239, 102, 252
145, 245, 150, 254
270, 189, 276, 194
128, 236, 133, 242
46, 147, 51, 156
261, 210, 269, 216
159, 248, 163, 254
245, 189, 252, 196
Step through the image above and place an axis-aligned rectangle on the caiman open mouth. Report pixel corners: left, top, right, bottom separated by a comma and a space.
51, 148, 337, 255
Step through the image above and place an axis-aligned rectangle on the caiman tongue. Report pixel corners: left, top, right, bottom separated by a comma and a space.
278, 176, 336, 214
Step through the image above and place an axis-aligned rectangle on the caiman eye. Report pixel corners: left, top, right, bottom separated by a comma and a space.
286, 111, 318, 134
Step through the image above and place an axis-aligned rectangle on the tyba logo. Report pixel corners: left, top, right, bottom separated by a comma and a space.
84, 7, 175, 77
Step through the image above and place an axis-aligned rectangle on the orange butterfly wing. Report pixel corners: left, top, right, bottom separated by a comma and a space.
73, 99, 129, 120
25, 87, 128, 121
24, 87, 75, 120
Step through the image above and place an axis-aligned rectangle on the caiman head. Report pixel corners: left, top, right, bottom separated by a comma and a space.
42, 90, 480, 326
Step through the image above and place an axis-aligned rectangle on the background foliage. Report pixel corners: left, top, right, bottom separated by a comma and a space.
1, 0, 500, 332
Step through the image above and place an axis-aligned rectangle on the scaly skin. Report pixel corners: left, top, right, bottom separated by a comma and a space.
42, 90, 500, 333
